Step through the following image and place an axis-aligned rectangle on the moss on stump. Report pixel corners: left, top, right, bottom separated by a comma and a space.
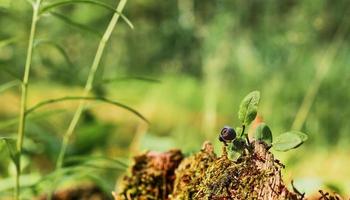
114, 141, 342, 200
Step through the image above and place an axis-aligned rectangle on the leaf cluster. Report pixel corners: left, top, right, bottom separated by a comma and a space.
225, 91, 308, 157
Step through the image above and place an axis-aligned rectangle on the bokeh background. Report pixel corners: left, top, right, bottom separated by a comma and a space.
0, 0, 350, 198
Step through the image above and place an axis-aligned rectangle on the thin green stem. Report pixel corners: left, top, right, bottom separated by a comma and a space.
240, 125, 245, 137
16, 1, 41, 199
55, 0, 128, 170
46, 2, 128, 198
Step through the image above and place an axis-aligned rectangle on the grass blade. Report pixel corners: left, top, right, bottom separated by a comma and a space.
64, 155, 129, 168
0, 80, 20, 93
29, 166, 85, 189
78, 163, 126, 171
52, 2, 130, 193
26, 96, 149, 123
49, 11, 102, 37
40, 0, 134, 29
34, 39, 75, 68
16, 1, 42, 198
0, 109, 66, 130
101, 76, 161, 84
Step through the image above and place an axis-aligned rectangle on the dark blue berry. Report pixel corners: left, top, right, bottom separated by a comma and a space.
220, 126, 236, 142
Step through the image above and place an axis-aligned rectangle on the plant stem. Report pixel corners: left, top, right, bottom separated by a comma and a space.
55, 0, 128, 169
241, 125, 245, 137
16, 1, 41, 199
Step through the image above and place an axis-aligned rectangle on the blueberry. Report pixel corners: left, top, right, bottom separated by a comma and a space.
220, 126, 236, 142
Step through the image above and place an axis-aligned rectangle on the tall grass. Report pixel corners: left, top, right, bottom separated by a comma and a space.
55, 0, 129, 170
15, 0, 42, 199
11, 0, 143, 199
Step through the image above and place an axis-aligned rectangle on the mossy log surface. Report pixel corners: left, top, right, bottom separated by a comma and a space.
115, 141, 343, 200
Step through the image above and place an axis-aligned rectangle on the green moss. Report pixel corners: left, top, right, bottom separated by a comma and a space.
115, 141, 304, 200
171, 142, 217, 200
192, 141, 301, 199
172, 141, 302, 200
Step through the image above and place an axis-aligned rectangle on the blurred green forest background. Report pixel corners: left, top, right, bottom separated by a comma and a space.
0, 0, 350, 198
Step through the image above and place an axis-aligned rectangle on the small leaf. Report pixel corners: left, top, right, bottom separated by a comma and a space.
254, 123, 273, 145
238, 91, 260, 126
292, 131, 308, 142
273, 131, 307, 152
230, 138, 246, 153
227, 142, 240, 160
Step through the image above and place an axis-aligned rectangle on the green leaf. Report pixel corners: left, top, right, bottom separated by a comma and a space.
227, 143, 239, 160
34, 39, 75, 68
273, 131, 307, 152
40, 0, 134, 29
254, 123, 272, 145
230, 138, 246, 153
238, 91, 260, 126
49, 11, 102, 37
292, 131, 308, 142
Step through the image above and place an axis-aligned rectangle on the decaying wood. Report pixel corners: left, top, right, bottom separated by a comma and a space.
115, 149, 183, 200
114, 141, 344, 200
